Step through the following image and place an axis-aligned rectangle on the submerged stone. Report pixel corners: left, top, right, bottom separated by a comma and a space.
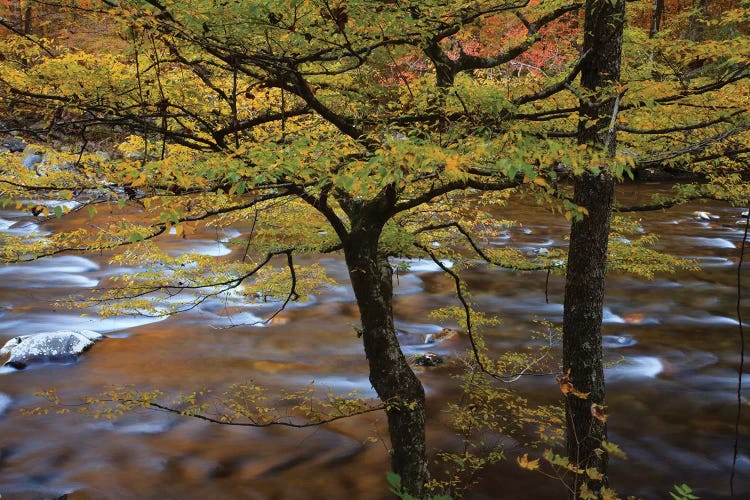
1, 330, 103, 369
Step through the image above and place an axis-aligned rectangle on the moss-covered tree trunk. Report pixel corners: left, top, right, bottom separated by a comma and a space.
343, 220, 428, 498
563, 0, 625, 494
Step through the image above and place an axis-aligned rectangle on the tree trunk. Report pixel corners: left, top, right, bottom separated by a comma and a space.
650, 0, 664, 38
344, 228, 428, 498
563, 0, 624, 494
22, 6, 32, 35
563, 171, 614, 491
686, 0, 708, 41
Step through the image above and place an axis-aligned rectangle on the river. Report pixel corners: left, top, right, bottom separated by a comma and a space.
0, 184, 748, 499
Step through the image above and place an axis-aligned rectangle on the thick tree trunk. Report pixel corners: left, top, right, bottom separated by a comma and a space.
563, 0, 624, 495
344, 230, 428, 498
563, 171, 614, 490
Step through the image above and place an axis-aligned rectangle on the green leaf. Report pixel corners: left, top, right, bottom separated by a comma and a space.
601, 441, 628, 460
670, 483, 699, 500
585, 467, 604, 480
129, 232, 144, 243
386, 472, 402, 490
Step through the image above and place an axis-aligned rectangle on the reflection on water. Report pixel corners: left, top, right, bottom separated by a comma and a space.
0, 188, 749, 499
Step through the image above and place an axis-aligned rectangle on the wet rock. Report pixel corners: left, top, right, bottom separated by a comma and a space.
412, 352, 444, 367
396, 326, 461, 346
422, 327, 460, 344
690, 211, 721, 222
602, 334, 637, 348
124, 150, 145, 161
22, 153, 43, 170
1, 330, 103, 369
2, 138, 25, 152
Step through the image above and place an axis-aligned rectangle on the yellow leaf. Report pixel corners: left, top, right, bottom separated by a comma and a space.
444, 156, 463, 179
517, 453, 540, 471
601, 441, 628, 460
534, 177, 548, 187
601, 487, 618, 500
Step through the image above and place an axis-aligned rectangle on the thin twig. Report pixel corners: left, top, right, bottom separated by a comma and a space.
415, 243, 554, 382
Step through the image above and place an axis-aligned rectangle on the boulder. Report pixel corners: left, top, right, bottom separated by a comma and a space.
1, 330, 103, 369
412, 352, 444, 367
22, 153, 43, 170
692, 211, 719, 221
2, 138, 25, 153
422, 327, 460, 344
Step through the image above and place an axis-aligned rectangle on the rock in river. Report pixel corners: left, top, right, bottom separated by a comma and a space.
412, 352, 444, 367
1, 330, 103, 369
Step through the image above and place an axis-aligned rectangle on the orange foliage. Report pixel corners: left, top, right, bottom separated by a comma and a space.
0, 0, 121, 52
383, 1, 580, 84
629, 0, 743, 35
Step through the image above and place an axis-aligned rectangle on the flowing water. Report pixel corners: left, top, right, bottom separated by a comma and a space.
0, 184, 748, 499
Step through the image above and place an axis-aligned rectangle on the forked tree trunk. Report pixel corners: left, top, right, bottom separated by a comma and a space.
344, 227, 428, 498
563, 0, 624, 494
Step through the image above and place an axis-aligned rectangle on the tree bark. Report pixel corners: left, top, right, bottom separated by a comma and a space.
343, 223, 428, 498
22, 6, 32, 35
563, 0, 624, 495
649, 0, 664, 38
563, 171, 614, 490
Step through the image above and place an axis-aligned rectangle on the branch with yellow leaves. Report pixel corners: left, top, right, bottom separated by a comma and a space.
414, 242, 556, 384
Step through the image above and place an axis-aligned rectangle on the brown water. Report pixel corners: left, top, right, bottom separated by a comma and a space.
0, 184, 748, 499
